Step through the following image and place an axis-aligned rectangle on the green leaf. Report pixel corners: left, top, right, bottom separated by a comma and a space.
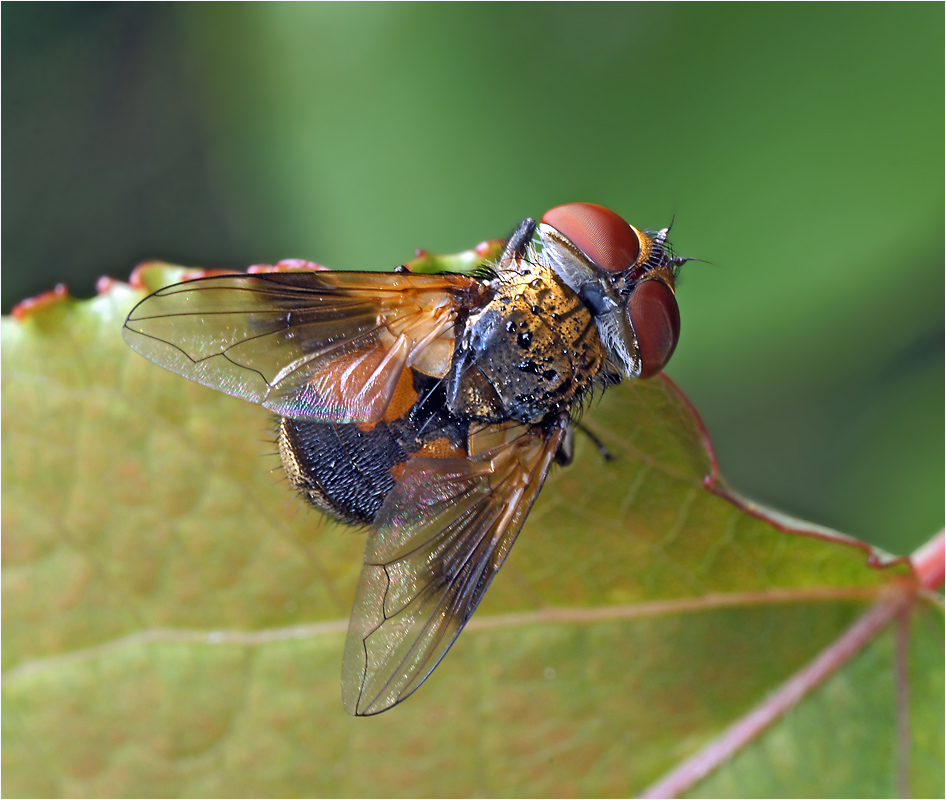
3, 261, 942, 797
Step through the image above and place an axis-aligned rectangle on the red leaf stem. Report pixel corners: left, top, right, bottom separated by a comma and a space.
639, 587, 915, 798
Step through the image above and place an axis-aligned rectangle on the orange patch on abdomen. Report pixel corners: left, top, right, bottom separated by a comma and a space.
383, 366, 419, 423
415, 436, 468, 459
354, 366, 419, 433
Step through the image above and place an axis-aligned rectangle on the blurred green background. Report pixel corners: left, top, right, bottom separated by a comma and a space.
3, 3, 942, 553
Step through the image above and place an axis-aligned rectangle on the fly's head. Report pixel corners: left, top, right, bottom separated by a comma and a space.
535, 202, 683, 379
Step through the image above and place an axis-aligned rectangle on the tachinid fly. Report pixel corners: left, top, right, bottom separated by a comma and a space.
123, 202, 685, 715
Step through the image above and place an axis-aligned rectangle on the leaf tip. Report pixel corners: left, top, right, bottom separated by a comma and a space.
128, 261, 171, 291
128, 261, 245, 294
95, 275, 120, 295
475, 238, 503, 257
10, 283, 71, 320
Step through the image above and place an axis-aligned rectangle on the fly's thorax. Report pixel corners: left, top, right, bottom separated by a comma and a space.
446, 259, 605, 424
535, 222, 641, 378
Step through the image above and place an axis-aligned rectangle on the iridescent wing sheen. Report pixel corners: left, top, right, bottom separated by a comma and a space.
122, 270, 485, 423
341, 417, 568, 716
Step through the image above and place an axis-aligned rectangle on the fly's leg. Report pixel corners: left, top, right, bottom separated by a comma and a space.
576, 422, 614, 461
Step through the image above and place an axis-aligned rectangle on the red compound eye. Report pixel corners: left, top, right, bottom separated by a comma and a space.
627, 279, 680, 378
541, 203, 642, 273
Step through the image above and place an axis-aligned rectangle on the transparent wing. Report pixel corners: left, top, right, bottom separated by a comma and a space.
122, 270, 484, 423
341, 417, 568, 715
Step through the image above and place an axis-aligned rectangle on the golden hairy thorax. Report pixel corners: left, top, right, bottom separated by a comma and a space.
447, 257, 604, 424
